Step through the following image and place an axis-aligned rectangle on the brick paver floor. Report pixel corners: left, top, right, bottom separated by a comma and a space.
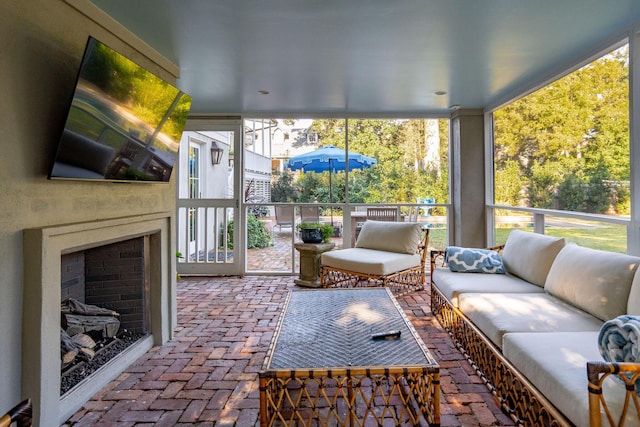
65, 276, 515, 426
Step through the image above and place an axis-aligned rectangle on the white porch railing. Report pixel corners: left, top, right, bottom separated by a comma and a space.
488, 204, 630, 253
176, 204, 235, 268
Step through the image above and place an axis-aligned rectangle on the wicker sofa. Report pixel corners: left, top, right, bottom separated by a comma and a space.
431, 230, 640, 426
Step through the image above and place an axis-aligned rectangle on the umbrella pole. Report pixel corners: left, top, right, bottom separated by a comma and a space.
329, 161, 333, 225
330, 172, 334, 225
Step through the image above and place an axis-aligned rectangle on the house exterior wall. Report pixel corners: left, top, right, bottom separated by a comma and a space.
0, 0, 179, 412
177, 131, 232, 200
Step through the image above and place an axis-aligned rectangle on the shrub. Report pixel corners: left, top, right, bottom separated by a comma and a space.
226, 216, 272, 249
557, 174, 586, 211
614, 185, 630, 215
585, 173, 612, 214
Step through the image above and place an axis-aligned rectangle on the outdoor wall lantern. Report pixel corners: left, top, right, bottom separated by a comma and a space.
211, 141, 224, 165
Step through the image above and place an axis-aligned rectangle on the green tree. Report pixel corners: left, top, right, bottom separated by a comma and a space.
271, 170, 297, 202
495, 160, 522, 206
614, 185, 630, 215
583, 48, 629, 181
296, 172, 327, 203
557, 174, 586, 211
585, 163, 612, 214
494, 45, 629, 215
527, 161, 559, 209
298, 118, 449, 207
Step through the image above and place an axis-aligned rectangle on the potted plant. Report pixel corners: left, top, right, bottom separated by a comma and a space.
298, 222, 334, 244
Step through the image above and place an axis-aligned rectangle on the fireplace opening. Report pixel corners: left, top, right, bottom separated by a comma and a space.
59, 237, 149, 396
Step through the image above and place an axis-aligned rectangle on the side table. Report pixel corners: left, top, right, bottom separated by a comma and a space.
293, 242, 335, 288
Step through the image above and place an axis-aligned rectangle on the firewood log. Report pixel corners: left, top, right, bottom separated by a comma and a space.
60, 327, 95, 365
61, 298, 119, 317
62, 350, 78, 365
64, 314, 120, 338
72, 333, 96, 349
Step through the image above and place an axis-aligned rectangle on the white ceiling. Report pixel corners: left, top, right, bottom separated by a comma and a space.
90, 0, 640, 116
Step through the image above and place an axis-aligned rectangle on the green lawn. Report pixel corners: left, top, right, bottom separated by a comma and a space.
427, 224, 627, 253
427, 228, 447, 251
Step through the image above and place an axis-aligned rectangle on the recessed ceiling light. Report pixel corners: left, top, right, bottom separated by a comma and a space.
258, 90, 270, 95
434, 90, 447, 96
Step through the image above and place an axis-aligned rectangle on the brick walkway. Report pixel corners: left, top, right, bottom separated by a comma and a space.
65, 277, 515, 426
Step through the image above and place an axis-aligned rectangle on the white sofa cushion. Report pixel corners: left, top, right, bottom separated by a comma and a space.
432, 267, 543, 307
457, 292, 603, 348
501, 230, 565, 287
355, 220, 422, 255
503, 332, 640, 427
628, 267, 640, 315
321, 248, 421, 276
544, 244, 640, 321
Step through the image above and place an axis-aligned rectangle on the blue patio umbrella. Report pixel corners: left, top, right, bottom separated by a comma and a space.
285, 145, 377, 223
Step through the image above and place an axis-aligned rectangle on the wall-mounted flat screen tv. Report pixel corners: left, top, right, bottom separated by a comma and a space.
49, 36, 192, 182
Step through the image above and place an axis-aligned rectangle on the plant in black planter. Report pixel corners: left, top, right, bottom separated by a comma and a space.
298, 222, 334, 244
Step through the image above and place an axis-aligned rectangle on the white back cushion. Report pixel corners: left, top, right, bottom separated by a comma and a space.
501, 230, 565, 287
626, 265, 640, 315
355, 220, 422, 254
544, 244, 640, 321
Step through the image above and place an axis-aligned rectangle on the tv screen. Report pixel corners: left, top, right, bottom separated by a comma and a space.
49, 36, 192, 182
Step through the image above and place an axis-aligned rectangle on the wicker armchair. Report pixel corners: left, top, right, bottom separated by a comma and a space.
0, 399, 32, 427
587, 361, 640, 426
321, 221, 428, 296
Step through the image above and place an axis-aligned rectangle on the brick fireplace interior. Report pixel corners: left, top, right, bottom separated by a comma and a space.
61, 237, 149, 335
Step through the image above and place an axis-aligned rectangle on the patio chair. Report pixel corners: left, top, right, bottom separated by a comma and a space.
0, 399, 32, 427
406, 206, 420, 222
274, 205, 294, 232
300, 206, 320, 224
366, 207, 399, 221
321, 221, 429, 296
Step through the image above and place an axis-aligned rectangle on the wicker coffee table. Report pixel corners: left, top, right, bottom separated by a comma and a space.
259, 288, 440, 426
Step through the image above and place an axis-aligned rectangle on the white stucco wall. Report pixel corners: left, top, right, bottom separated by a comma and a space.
0, 0, 179, 415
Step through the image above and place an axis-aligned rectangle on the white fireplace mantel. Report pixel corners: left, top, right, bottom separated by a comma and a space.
22, 212, 176, 426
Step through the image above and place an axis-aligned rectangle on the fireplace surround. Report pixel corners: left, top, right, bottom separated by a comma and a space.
23, 212, 175, 426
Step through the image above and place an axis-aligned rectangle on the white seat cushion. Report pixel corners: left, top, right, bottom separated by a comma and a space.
503, 332, 640, 427
432, 267, 543, 307
321, 248, 421, 276
457, 292, 603, 348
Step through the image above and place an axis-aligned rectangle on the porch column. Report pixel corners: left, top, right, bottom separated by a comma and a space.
628, 26, 640, 256
451, 109, 486, 247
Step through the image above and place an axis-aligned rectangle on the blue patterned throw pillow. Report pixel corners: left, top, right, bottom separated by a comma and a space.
445, 246, 506, 274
